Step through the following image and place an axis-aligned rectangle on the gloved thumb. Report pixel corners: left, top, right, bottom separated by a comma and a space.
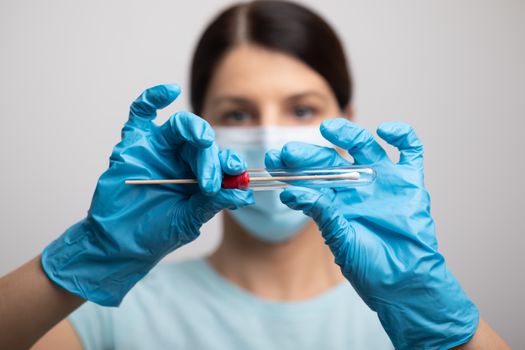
280, 186, 356, 265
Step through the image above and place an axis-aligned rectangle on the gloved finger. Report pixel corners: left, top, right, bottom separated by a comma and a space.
153, 112, 218, 194
320, 118, 389, 165
376, 122, 424, 169
128, 84, 181, 129
180, 189, 255, 232
195, 143, 222, 194
264, 149, 286, 169
265, 142, 349, 170
154, 112, 219, 194
280, 186, 355, 262
155, 111, 215, 150
219, 149, 247, 175
175, 142, 220, 194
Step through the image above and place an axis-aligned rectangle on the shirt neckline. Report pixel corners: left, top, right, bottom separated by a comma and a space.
193, 258, 351, 314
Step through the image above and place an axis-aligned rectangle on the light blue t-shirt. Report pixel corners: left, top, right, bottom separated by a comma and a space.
69, 259, 393, 350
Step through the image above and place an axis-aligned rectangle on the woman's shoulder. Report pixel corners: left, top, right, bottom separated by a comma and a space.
127, 258, 211, 302
70, 258, 211, 322
68, 258, 214, 349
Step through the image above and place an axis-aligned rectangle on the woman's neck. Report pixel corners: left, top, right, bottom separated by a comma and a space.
208, 212, 344, 301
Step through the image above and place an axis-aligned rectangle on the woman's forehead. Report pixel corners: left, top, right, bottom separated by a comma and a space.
205, 44, 336, 101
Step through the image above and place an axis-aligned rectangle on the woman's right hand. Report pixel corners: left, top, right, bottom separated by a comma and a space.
41, 84, 254, 307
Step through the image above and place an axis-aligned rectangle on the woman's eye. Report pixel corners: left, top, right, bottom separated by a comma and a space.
293, 105, 315, 119
222, 110, 252, 125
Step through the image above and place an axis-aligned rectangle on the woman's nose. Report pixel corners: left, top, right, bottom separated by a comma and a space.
258, 107, 282, 126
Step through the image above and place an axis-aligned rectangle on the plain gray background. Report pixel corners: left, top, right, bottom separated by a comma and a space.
1, 0, 524, 347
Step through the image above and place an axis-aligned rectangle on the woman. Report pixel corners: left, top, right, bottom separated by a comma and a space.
0, 1, 510, 349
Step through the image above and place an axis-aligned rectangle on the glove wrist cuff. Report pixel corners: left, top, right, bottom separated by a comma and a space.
41, 219, 155, 306
377, 270, 480, 350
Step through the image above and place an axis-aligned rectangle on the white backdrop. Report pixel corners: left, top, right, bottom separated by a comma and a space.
1, 0, 524, 347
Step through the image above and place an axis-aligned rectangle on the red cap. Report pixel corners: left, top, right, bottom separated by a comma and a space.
222, 171, 250, 189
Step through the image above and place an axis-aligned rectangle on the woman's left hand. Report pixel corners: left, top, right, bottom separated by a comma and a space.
265, 118, 479, 350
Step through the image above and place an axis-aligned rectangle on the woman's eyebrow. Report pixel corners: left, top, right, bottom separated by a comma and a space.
285, 91, 329, 102
210, 96, 256, 107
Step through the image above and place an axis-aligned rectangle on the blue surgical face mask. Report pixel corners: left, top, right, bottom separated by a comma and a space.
214, 126, 333, 243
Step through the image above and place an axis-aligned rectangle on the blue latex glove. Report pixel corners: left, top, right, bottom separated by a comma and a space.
266, 118, 479, 349
42, 84, 253, 306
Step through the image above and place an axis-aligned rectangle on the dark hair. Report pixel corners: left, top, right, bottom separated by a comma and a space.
190, 0, 352, 115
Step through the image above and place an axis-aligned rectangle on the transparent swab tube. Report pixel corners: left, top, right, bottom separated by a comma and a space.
125, 165, 375, 190
224, 166, 375, 191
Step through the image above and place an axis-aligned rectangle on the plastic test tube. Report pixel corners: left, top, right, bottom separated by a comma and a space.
126, 166, 375, 191
222, 166, 375, 191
